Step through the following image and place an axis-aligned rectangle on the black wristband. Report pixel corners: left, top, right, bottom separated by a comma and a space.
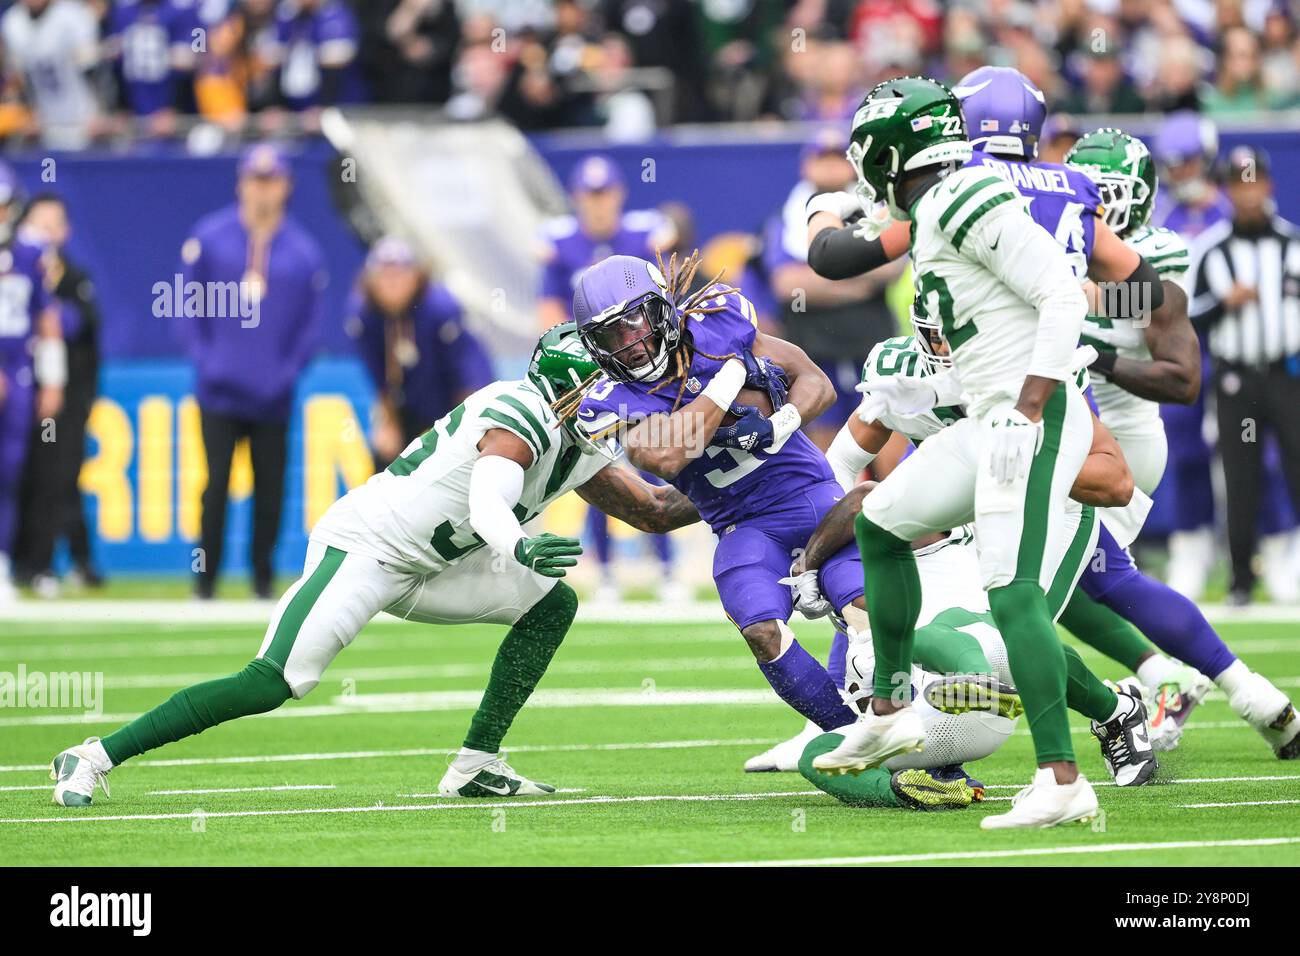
1090, 349, 1117, 377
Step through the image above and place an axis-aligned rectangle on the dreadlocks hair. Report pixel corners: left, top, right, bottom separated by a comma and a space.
546, 249, 745, 438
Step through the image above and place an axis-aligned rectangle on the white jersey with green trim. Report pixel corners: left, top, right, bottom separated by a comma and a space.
860, 335, 964, 443
910, 165, 1082, 418
312, 379, 606, 574
1083, 224, 1190, 435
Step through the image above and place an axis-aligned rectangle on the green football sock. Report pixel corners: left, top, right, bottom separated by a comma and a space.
799, 732, 900, 808
463, 582, 577, 754
987, 581, 1075, 764
855, 513, 922, 701
1058, 590, 1156, 672
101, 658, 291, 766
1063, 643, 1120, 724
912, 609, 994, 675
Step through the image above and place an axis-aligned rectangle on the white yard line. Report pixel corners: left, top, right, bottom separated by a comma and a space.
1180, 799, 1300, 809
0, 784, 53, 791
396, 788, 587, 798
145, 785, 336, 796
0, 736, 781, 774
983, 774, 1300, 789
2, 598, 1298, 627
0, 688, 792, 728
666, 837, 1300, 867
0, 789, 823, 825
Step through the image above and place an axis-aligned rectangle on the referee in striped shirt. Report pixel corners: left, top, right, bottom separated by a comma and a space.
1189, 145, 1300, 603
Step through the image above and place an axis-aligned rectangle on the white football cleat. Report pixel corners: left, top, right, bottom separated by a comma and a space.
437, 753, 557, 798
1226, 672, 1300, 758
50, 738, 112, 807
980, 768, 1099, 830
811, 707, 924, 775
1147, 666, 1213, 752
744, 720, 821, 772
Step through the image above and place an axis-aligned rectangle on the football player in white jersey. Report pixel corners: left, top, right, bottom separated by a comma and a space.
786, 477, 1157, 812
809, 77, 1111, 829
49, 325, 702, 806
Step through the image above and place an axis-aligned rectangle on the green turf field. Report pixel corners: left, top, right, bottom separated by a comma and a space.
2, 610, 1298, 866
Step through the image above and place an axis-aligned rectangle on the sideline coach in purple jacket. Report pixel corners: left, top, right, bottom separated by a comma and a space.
179, 144, 327, 599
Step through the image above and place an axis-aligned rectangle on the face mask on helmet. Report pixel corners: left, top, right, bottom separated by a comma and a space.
1095, 172, 1150, 234
581, 293, 674, 383
910, 302, 952, 374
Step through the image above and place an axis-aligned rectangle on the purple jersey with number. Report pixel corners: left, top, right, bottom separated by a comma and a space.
0, 240, 50, 372
577, 287, 835, 533
108, 0, 198, 116
966, 148, 1101, 279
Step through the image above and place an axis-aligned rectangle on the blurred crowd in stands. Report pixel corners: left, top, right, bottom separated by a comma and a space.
1, 0, 1299, 147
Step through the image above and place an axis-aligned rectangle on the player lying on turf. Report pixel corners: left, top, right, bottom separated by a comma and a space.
572, 251, 865, 739
789, 491, 1157, 811
49, 325, 703, 806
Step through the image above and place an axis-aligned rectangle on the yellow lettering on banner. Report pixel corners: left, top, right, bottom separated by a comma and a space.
304, 395, 372, 528
138, 397, 173, 541
80, 398, 133, 541
177, 397, 203, 540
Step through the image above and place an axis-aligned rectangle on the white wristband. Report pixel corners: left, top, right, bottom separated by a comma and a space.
766, 403, 802, 453
34, 337, 67, 388
827, 424, 877, 492
701, 358, 747, 412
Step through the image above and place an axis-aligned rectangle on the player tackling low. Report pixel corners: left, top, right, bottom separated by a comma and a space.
49, 325, 701, 806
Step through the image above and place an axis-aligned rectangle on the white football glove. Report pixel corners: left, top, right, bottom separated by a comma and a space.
852, 201, 894, 242
855, 374, 939, 424
778, 565, 832, 620
986, 408, 1045, 484
1070, 344, 1098, 373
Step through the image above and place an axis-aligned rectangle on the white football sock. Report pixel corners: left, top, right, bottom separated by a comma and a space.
86, 740, 113, 771
452, 748, 495, 773
1135, 655, 1180, 691
1106, 692, 1138, 723
1214, 660, 1251, 696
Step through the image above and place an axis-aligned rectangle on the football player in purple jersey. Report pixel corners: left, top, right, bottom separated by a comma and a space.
574, 252, 883, 740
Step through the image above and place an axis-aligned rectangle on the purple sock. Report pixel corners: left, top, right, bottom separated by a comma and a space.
1082, 525, 1237, 679
651, 533, 673, 565
758, 638, 857, 730
584, 506, 612, 567
826, 627, 848, 689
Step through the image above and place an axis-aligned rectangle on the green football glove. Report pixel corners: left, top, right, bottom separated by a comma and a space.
513, 533, 583, 578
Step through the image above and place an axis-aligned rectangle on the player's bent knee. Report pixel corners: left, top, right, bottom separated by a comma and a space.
239, 658, 294, 710
516, 581, 578, 638
741, 619, 787, 662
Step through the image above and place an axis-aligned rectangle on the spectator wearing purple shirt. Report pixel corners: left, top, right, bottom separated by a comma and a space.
345, 236, 493, 469
269, 0, 364, 121
537, 154, 680, 602
179, 143, 326, 600
104, 0, 200, 135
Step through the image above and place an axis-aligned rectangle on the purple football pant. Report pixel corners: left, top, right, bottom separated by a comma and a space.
713, 479, 864, 631
0, 375, 34, 555
1080, 522, 1237, 679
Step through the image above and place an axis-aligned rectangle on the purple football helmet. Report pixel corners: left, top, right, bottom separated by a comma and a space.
572, 254, 681, 384
953, 66, 1047, 160
1153, 111, 1218, 166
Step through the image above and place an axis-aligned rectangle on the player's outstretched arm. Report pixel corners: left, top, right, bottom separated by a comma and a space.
469, 429, 582, 577
1094, 282, 1199, 405
621, 357, 748, 480
576, 464, 700, 533
798, 482, 873, 573
826, 414, 893, 492
1069, 414, 1135, 508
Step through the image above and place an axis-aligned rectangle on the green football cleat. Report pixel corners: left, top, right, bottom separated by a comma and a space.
889, 768, 977, 811
923, 674, 1024, 720
437, 754, 557, 798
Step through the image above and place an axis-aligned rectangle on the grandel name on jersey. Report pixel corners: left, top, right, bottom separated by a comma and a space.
972, 156, 1078, 196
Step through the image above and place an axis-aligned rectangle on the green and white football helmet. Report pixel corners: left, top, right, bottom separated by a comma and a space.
1065, 128, 1157, 237
528, 322, 614, 457
847, 76, 973, 221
